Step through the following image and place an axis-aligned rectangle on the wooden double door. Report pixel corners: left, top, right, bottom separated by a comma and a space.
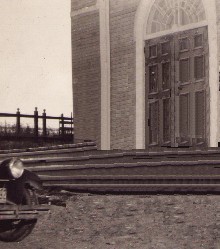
145, 26, 209, 148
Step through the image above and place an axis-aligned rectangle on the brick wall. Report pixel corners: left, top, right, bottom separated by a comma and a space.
72, 9, 101, 147
109, 0, 140, 150
71, 0, 141, 149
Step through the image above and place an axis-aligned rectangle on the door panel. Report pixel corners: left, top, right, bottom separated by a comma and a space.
163, 98, 171, 143
195, 90, 205, 144
179, 58, 190, 83
179, 93, 190, 145
145, 26, 209, 148
149, 65, 158, 93
162, 62, 170, 90
194, 55, 204, 80
149, 100, 159, 145
145, 35, 174, 147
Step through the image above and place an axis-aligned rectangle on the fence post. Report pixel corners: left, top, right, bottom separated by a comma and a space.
42, 109, 47, 137
34, 107, 38, 138
16, 108, 21, 135
61, 113, 64, 137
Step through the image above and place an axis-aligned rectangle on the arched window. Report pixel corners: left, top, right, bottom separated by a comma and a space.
146, 0, 206, 34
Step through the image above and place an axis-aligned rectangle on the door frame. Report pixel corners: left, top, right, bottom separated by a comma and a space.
134, 0, 218, 149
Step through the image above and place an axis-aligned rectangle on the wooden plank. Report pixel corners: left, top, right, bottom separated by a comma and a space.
28, 159, 220, 172
39, 174, 220, 180
0, 146, 97, 159
43, 183, 220, 188
14, 148, 220, 166
0, 141, 96, 155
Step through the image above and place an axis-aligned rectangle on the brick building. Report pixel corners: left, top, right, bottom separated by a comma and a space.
71, 0, 220, 150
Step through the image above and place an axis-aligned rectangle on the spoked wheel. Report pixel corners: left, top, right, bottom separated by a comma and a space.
0, 189, 38, 242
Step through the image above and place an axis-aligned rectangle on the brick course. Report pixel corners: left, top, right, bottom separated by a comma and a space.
72, 10, 101, 147
110, 0, 140, 149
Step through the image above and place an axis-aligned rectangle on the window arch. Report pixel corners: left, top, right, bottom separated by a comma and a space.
146, 0, 206, 34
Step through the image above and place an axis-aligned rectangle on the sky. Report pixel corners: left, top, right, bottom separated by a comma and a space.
0, 0, 72, 127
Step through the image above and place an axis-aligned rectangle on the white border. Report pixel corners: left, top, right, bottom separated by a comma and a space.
134, 0, 219, 148
99, 0, 111, 150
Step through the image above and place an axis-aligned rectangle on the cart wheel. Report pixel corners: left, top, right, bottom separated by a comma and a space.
0, 189, 38, 242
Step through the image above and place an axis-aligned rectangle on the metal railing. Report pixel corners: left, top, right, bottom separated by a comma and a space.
0, 108, 74, 142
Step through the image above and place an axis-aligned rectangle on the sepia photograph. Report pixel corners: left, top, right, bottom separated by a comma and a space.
0, 0, 220, 248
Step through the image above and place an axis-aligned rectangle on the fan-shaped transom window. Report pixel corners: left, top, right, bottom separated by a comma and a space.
147, 0, 206, 34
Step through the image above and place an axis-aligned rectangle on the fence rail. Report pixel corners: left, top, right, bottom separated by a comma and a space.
0, 108, 74, 142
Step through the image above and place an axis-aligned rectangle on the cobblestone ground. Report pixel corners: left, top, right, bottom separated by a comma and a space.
1, 193, 220, 249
